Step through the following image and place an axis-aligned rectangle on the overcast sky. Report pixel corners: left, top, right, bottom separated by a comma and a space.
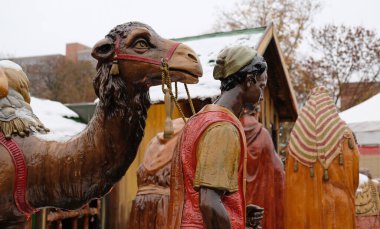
1, 0, 379, 58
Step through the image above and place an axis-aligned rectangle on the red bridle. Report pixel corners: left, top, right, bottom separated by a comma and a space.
113, 35, 181, 66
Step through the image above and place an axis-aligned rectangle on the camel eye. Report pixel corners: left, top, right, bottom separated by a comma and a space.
133, 39, 149, 50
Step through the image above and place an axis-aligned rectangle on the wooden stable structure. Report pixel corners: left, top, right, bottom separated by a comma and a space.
105, 24, 298, 228
33, 24, 298, 228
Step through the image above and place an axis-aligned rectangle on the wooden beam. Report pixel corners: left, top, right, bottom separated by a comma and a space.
257, 23, 274, 55
47, 207, 99, 222
271, 25, 299, 117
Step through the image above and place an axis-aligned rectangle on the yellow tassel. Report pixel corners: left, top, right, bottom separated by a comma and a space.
323, 169, 329, 181
348, 138, 354, 149
110, 60, 119, 76
293, 160, 298, 172
339, 153, 344, 165
163, 90, 174, 139
309, 167, 315, 177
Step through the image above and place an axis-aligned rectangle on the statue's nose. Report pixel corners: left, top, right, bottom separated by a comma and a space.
187, 53, 198, 63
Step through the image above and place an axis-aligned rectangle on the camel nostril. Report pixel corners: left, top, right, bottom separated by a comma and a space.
187, 53, 198, 62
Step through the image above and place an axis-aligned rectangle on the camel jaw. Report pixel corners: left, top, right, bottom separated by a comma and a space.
168, 68, 201, 84
148, 70, 200, 86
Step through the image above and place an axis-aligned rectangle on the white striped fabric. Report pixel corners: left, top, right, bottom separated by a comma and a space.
288, 87, 348, 168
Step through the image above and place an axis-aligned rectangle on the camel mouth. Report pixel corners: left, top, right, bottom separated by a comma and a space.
149, 69, 199, 86
168, 68, 201, 84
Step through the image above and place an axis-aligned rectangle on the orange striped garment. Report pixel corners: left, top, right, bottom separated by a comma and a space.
288, 86, 348, 169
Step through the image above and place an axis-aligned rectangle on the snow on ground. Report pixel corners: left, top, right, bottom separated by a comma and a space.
30, 97, 86, 141
359, 173, 369, 187
356, 173, 370, 192
1, 60, 86, 141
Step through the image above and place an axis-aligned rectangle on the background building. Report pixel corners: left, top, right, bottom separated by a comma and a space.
3, 43, 97, 104
340, 93, 380, 178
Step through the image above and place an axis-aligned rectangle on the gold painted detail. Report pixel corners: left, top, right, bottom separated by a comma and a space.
0, 89, 49, 139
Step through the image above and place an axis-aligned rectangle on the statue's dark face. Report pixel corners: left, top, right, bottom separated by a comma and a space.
243, 71, 268, 104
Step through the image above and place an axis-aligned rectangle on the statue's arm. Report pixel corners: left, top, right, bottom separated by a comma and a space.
195, 122, 240, 228
199, 187, 231, 229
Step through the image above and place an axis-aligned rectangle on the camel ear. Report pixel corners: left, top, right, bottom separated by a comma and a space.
0, 68, 9, 98
91, 38, 114, 62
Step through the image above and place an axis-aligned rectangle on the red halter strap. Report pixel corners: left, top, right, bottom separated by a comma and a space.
113, 35, 180, 65
0, 133, 38, 219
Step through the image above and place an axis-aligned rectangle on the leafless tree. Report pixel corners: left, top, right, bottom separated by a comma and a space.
54, 60, 96, 103
213, 0, 321, 68
20, 58, 96, 103
301, 25, 380, 109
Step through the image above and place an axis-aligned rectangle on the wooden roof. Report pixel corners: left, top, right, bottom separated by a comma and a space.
149, 24, 298, 121
258, 24, 298, 121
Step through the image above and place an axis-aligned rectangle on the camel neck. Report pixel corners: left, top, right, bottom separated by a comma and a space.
26, 91, 150, 209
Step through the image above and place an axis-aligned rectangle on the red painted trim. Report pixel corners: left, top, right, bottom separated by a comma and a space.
0, 133, 38, 219
113, 35, 180, 66
116, 54, 161, 65
166, 42, 181, 60
359, 146, 380, 155
114, 35, 120, 55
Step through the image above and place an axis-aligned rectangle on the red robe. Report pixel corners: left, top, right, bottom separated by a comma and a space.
168, 104, 247, 229
240, 115, 285, 229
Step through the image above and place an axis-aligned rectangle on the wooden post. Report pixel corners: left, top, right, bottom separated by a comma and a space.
72, 218, 77, 229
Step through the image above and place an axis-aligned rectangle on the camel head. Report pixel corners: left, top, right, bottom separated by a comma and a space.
91, 21, 202, 90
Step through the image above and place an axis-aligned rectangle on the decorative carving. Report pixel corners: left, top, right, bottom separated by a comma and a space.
0, 66, 49, 139
355, 172, 380, 229
284, 87, 359, 228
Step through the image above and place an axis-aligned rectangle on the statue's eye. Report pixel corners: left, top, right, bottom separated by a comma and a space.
133, 39, 149, 49
132, 38, 150, 54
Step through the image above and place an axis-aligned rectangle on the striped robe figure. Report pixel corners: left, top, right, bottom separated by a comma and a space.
284, 86, 359, 229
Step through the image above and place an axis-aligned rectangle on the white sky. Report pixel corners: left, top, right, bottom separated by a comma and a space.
1, 0, 379, 58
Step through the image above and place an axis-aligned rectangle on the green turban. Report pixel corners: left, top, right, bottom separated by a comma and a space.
213, 45, 257, 80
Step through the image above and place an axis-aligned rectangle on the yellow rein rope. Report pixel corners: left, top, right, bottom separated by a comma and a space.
160, 59, 195, 123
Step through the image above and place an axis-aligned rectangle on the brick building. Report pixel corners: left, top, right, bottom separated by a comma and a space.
65, 43, 95, 64
1, 42, 96, 102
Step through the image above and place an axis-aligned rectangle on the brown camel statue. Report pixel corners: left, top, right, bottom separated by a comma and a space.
0, 21, 202, 228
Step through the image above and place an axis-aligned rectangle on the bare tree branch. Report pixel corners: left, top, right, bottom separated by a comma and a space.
301, 25, 380, 109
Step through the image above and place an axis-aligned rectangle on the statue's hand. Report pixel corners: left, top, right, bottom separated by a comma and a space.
245, 204, 264, 229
